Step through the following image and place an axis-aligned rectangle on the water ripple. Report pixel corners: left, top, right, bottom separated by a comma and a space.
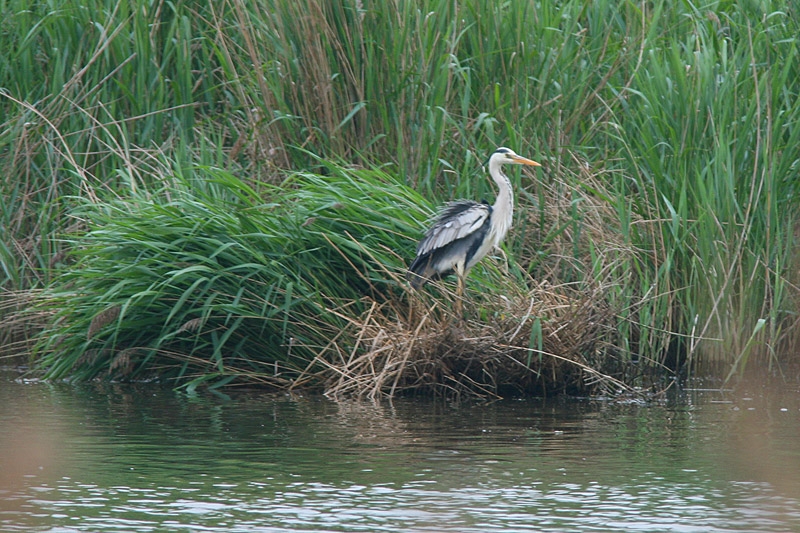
2, 380, 800, 531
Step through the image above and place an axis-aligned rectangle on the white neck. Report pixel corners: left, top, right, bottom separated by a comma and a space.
488, 158, 514, 247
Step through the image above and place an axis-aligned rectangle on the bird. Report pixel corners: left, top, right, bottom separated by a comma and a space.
407, 147, 541, 312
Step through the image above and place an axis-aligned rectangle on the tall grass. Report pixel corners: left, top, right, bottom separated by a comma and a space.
35, 164, 427, 388
2, 0, 799, 391
610, 3, 800, 374
1, 0, 208, 288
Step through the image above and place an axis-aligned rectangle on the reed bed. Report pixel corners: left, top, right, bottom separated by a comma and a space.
31, 162, 642, 397
2, 0, 799, 395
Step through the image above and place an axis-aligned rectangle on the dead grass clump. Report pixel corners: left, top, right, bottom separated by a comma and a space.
315, 278, 634, 401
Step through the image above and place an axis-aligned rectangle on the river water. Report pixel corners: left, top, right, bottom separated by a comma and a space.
1, 376, 800, 532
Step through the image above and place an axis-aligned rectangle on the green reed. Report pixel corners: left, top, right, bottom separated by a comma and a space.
35, 164, 429, 387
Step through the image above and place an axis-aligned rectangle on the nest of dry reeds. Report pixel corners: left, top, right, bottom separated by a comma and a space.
314, 285, 629, 401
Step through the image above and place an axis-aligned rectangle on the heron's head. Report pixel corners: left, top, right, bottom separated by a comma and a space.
489, 147, 542, 168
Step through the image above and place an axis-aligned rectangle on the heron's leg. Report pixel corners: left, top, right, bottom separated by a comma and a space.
496, 246, 509, 275
454, 273, 465, 318
453, 263, 467, 318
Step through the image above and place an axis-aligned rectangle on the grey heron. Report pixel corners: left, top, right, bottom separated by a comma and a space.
407, 147, 541, 310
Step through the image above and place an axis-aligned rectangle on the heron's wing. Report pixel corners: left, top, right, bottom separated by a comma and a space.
416, 200, 490, 256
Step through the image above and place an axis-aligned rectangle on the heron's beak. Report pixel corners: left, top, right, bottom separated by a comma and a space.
512, 155, 542, 167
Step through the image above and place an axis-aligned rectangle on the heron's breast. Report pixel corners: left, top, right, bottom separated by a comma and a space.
488, 206, 513, 248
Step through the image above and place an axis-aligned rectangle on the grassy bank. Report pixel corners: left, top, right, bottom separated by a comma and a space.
1, 0, 798, 396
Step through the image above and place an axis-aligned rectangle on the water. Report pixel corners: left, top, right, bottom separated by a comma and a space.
2, 377, 800, 532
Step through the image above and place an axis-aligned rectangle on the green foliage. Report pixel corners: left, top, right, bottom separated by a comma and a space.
607, 2, 800, 371
0, 0, 213, 288
36, 165, 428, 386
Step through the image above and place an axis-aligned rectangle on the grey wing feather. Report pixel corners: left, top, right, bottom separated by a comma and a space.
416, 201, 490, 256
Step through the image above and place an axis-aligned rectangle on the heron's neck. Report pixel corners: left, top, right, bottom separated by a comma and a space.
489, 164, 514, 246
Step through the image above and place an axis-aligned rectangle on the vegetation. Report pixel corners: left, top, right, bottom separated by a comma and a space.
1, 0, 798, 396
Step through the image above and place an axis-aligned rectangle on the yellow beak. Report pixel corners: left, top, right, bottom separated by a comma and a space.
511, 155, 542, 167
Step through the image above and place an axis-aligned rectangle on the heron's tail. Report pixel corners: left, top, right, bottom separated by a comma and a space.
407, 254, 434, 289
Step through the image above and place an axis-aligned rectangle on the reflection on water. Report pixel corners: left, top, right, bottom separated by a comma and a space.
1, 376, 799, 532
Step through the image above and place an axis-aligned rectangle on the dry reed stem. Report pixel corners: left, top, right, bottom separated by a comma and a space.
0, 289, 51, 362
